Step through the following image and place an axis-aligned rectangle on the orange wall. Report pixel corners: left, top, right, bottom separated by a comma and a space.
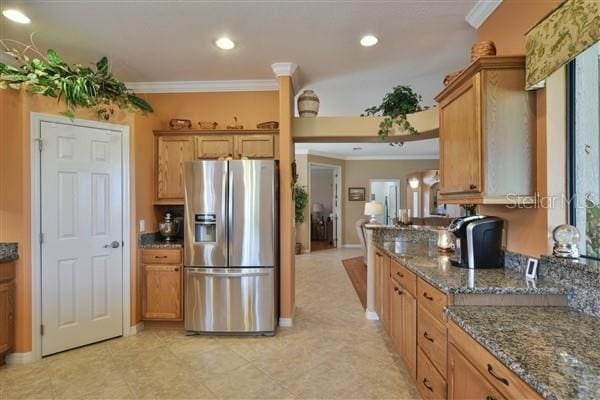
0, 90, 138, 352
477, 0, 559, 257
0, 89, 279, 352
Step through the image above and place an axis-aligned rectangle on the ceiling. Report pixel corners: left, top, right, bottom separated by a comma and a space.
295, 138, 439, 160
0, 0, 479, 84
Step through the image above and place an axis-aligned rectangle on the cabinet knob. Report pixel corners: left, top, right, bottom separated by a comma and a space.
422, 378, 434, 392
469, 184, 477, 190
423, 292, 434, 301
423, 331, 434, 342
396, 271, 403, 278
487, 364, 509, 386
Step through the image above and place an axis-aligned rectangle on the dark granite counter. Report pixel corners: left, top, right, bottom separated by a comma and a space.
374, 240, 566, 295
139, 233, 183, 249
0, 243, 18, 263
446, 306, 600, 400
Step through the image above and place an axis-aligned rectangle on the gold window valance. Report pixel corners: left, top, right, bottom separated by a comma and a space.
525, 0, 599, 89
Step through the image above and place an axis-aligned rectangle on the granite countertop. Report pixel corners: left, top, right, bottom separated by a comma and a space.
0, 243, 18, 263
374, 240, 566, 295
446, 306, 600, 400
139, 234, 183, 249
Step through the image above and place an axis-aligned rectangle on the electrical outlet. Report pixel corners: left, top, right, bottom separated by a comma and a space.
139, 219, 145, 232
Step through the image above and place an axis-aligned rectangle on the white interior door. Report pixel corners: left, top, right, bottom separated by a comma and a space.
40, 121, 123, 356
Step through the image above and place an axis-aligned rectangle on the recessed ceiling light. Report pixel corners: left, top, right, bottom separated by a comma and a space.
360, 35, 378, 47
2, 9, 30, 24
215, 37, 235, 50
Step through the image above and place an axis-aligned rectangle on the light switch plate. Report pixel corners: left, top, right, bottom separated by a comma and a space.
139, 219, 145, 232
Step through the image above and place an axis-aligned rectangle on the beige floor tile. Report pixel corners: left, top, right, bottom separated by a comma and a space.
201, 364, 294, 400
0, 248, 420, 400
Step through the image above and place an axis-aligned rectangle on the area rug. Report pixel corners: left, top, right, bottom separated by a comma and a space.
342, 256, 367, 309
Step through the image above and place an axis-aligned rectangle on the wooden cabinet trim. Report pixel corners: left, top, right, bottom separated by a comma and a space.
390, 259, 417, 297
140, 249, 182, 265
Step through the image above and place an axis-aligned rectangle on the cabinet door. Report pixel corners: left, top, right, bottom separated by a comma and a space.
157, 136, 194, 200
401, 291, 417, 380
195, 136, 234, 159
439, 75, 482, 195
235, 135, 274, 159
448, 344, 506, 400
381, 255, 391, 333
389, 280, 403, 353
141, 264, 182, 320
0, 281, 15, 356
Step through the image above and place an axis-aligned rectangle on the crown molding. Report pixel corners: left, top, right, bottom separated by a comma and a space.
271, 62, 298, 77
465, 0, 502, 29
294, 149, 438, 161
125, 79, 278, 93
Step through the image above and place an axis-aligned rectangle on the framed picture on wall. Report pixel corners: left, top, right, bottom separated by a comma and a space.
348, 187, 366, 201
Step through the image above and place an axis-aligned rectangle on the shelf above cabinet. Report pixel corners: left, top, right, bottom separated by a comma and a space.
154, 129, 279, 136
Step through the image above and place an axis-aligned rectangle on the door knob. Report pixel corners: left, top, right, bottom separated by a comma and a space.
104, 241, 120, 249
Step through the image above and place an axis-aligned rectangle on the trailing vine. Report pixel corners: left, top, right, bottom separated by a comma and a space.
0, 36, 153, 120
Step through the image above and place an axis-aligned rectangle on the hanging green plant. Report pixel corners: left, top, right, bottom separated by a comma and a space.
0, 37, 152, 120
294, 184, 309, 224
362, 85, 424, 139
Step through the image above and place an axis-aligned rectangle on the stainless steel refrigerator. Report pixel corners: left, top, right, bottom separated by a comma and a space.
183, 160, 278, 334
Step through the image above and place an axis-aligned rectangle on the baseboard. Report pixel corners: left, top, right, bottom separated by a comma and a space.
6, 351, 35, 365
365, 310, 379, 321
127, 322, 145, 336
343, 244, 362, 248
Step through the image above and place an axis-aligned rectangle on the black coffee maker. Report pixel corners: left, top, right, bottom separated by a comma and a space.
448, 216, 504, 268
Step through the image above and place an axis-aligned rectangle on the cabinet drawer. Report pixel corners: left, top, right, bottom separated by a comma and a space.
418, 305, 448, 377
390, 259, 416, 296
141, 249, 181, 264
418, 278, 448, 322
448, 322, 542, 400
417, 347, 447, 400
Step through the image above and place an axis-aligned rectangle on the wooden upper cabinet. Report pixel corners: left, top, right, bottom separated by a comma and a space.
235, 135, 274, 159
195, 136, 234, 159
157, 136, 194, 200
435, 56, 536, 205
439, 75, 482, 195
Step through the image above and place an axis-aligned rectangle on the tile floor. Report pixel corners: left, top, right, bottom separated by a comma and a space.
0, 248, 419, 399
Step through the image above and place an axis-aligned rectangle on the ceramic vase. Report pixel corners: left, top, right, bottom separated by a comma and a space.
297, 90, 320, 117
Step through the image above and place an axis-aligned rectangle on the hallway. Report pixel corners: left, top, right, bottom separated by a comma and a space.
0, 248, 418, 399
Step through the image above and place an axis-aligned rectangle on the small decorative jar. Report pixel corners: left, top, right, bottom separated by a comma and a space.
297, 90, 320, 117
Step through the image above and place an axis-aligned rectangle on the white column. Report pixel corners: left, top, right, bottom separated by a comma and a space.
364, 229, 379, 320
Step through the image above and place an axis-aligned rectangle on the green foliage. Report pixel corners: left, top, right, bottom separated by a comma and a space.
585, 197, 600, 258
294, 184, 309, 224
0, 47, 153, 120
362, 85, 424, 139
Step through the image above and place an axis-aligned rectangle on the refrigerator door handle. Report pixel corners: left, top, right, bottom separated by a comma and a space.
186, 270, 271, 277
228, 162, 234, 266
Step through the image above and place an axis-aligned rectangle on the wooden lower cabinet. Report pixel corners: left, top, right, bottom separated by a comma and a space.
417, 347, 447, 400
0, 261, 16, 365
141, 249, 183, 321
448, 344, 506, 400
390, 280, 417, 380
448, 322, 542, 400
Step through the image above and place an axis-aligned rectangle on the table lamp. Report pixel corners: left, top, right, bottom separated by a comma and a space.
364, 201, 384, 224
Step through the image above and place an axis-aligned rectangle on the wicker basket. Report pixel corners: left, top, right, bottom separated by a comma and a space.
256, 121, 279, 129
198, 121, 218, 130
471, 40, 496, 61
443, 70, 463, 86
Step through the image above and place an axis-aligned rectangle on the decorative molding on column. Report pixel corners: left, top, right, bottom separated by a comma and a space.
271, 62, 300, 92
465, 0, 502, 29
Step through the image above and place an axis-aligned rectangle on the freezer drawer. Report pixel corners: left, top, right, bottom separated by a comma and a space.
184, 267, 276, 333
